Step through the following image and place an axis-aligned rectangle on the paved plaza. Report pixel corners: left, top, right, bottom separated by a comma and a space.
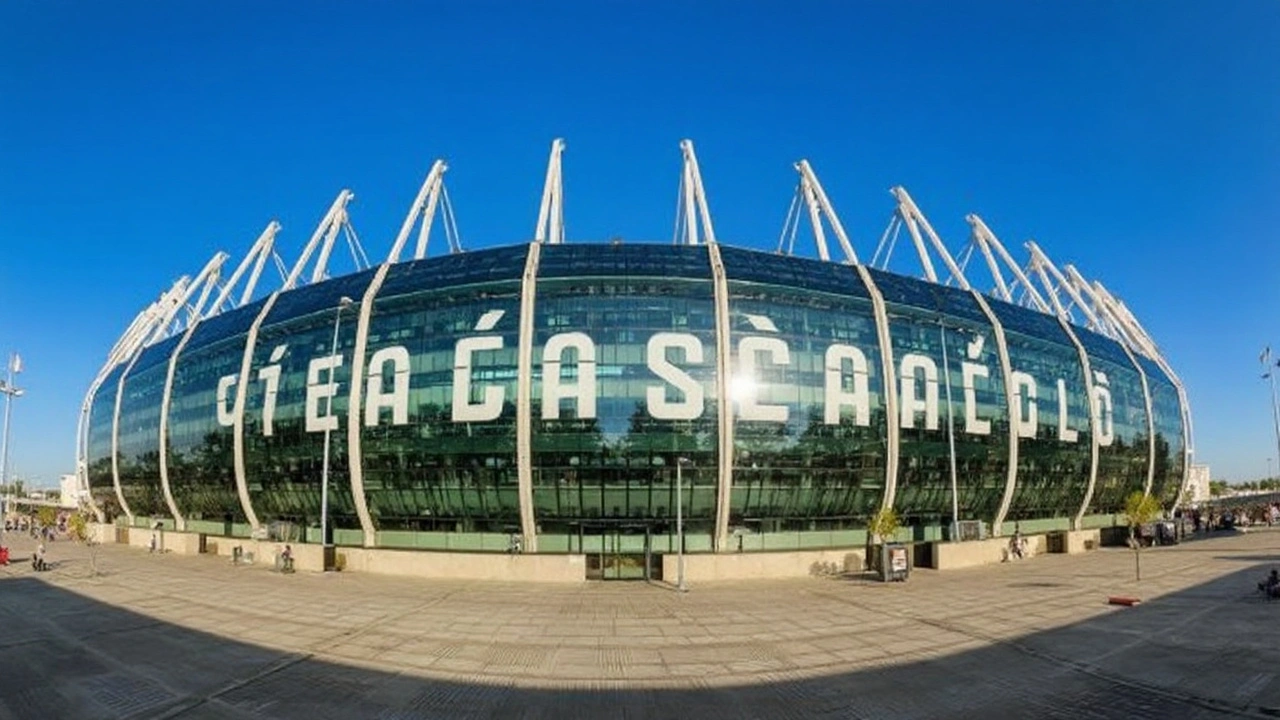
1, 529, 1279, 718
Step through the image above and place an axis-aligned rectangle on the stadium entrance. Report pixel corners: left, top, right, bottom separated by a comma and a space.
575, 522, 663, 581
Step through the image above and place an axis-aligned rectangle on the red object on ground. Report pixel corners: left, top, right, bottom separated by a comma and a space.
1108, 596, 1141, 606
0, 547, 9, 565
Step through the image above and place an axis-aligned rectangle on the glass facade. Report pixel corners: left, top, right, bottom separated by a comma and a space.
721, 249, 887, 536
1078, 331, 1151, 515
868, 269, 1009, 529
83, 243, 1186, 551
359, 248, 528, 546
114, 338, 179, 521
531, 245, 718, 550
240, 270, 378, 540
988, 302, 1092, 523
1139, 356, 1186, 507
166, 300, 267, 534
86, 365, 123, 516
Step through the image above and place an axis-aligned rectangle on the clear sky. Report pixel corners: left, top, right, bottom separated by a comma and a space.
1, 2, 1277, 488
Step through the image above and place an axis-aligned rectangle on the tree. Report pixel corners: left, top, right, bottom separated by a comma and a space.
66, 511, 101, 577
1123, 491, 1161, 581
865, 506, 900, 575
36, 506, 56, 528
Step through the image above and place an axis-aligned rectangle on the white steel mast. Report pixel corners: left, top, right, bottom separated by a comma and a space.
232, 190, 355, 532
789, 159, 902, 516
534, 139, 566, 244
965, 215, 1051, 313
674, 139, 717, 246
156, 252, 230, 528
347, 158, 458, 547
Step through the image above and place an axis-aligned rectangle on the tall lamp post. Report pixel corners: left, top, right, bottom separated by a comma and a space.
1262, 347, 1280, 484
0, 354, 24, 536
321, 297, 354, 571
938, 324, 960, 541
675, 456, 690, 593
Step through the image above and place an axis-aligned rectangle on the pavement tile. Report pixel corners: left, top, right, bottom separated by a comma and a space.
4, 529, 1280, 717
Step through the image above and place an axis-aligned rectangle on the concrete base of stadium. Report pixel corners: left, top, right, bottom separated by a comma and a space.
88, 523, 1103, 581
930, 529, 1101, 570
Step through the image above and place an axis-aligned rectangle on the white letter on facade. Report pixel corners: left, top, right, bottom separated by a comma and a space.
646, 332, 704, 420
542, 332, 597, 420
306, 354, 342, 433
256, 344, 287, 436
824, 343, 870, 426
365, 346, 411, 426
216, 374, 237, 427
737, 336, 790, 423
961, 361, 991, 436
1012, 371, 1037, 439
452, 336, 504, 422
1056, 378, 1078, 443
1092, 371, 1114, 447
899, 353, 939, 430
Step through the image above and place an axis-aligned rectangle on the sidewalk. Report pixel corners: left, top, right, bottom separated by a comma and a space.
1, 528, 1278, 718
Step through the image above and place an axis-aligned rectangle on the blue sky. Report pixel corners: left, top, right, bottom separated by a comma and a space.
1, 2, 1277, 487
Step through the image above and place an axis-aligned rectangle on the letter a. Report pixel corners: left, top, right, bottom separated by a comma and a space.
824, 344, 870, 426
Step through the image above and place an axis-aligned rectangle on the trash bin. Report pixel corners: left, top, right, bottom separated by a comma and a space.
881, 543, 910, 582
1047, 530, 1067, 554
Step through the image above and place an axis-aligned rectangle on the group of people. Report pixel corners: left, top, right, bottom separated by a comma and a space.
1187, 503, 1280, 534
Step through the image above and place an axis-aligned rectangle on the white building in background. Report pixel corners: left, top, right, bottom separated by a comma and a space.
60, 473, 87, 509
1184, 464, 1211, 505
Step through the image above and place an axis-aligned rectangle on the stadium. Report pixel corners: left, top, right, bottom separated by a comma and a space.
78, 140, 1192, 580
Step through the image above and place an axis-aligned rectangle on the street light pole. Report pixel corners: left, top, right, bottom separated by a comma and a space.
1263, 348, 1280, 484
320, 297, 354, 569
0, 353, 24, 493
938, 324, 960, 541
0, 354, 23, 550
676, 457, 688, 593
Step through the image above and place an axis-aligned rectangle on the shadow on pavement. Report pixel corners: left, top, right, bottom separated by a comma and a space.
1, 558, 1279, 719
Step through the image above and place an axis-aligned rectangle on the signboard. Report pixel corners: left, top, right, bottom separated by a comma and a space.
889, 546, 909, 573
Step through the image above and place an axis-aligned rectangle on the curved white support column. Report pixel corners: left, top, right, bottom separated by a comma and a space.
853, 265, 900, 511
516, 243, 541, 552
110, 360, 141, 523
1062, 325, 1100, 531
76, 383, 107, 522
972, 292, 1020, 537
1120, 348, 1157, 498
709, 243, 734, 552
1169, 381, 1194, 510
158, 332, 196, 530
345, 266, 389, 547
231, 295, 280, 532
